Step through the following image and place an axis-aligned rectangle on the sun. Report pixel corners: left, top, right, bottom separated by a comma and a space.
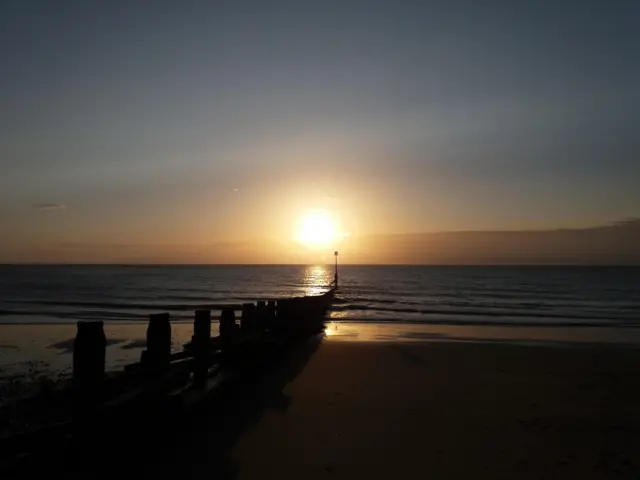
295, 209, 338, 248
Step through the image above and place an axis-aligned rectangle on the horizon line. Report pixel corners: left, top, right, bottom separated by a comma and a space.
1, 263, 639, 268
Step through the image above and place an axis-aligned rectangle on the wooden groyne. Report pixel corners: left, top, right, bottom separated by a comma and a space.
0, 287, 335, 467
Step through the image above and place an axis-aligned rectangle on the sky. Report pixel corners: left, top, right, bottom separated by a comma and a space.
1, 0, 638, 264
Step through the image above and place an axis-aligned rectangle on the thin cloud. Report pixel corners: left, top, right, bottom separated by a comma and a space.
32, 203, 67, 211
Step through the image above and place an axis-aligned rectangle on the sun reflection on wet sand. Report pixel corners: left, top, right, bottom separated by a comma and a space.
321, 322, 640, 346
324, 321, 339, 337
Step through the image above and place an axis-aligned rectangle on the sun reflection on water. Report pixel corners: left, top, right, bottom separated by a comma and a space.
302, 265, 333, 297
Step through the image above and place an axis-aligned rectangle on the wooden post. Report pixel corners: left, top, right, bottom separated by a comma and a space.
256, 301, 266, 332
219, 307, 237, 341
309, 296, 324, 332
73, 321, 106, 404
192, 310, 211, 388
275, 298, 292, 335
298, 297, 310, 334
266, 300, 276, 331
144, 313, 171, 371
241, 303, 256, 333
295, 297, 309, 335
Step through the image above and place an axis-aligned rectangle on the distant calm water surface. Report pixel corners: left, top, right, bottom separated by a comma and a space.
0, 265, 639, 327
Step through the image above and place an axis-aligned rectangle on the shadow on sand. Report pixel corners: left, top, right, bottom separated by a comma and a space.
7, 334, 325, 479
175, 335, 324, 479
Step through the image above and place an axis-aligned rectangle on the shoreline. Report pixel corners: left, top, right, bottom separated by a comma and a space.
2, 320, 640, 398
2, 314, 637, 327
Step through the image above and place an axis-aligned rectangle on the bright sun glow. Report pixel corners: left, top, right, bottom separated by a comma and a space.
295, 209, 338, 248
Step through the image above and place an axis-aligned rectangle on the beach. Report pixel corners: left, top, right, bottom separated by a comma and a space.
3, 326, 640, 478
93, 334, 640, 479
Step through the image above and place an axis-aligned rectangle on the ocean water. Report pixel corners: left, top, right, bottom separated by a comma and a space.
0, 265, 639, 327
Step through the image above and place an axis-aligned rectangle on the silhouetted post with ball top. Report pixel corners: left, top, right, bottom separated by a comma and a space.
334, 250, 339, 287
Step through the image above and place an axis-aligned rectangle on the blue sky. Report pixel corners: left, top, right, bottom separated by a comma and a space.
1, 0, 638, 262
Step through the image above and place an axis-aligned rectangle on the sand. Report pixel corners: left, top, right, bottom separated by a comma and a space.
5, 334, 640, 479
228, 340, 640, 479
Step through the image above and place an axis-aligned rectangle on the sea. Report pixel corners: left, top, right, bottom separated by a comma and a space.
1, 265, 639, 327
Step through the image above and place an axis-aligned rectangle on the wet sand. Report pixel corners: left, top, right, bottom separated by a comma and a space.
0, 322, 198, 381
2, 321, 639, 379
228, 340, 640, 479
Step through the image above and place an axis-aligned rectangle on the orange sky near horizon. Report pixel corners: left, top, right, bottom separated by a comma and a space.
2, 215, 639, 265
